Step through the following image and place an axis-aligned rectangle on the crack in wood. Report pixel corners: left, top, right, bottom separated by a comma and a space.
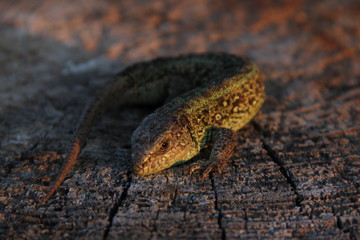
102, 171, 132, 240
243, 207, 248, 233
149, 210, 160, 240
262, 142, 303, 207
252, 122, 304, 208
170, 187, 178, 206
334, 207, 357, 240
210, 176, 226, 240
336, 216, 343, 230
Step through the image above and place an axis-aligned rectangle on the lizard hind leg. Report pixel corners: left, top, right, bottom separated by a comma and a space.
189, 128, 239, 180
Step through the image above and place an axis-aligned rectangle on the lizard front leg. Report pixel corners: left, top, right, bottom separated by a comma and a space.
202, 128, 239, 178
189, 128, 239, 179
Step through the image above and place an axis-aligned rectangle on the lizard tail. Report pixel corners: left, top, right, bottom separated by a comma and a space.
42, 138, 81, 204
41, 78, 129, 204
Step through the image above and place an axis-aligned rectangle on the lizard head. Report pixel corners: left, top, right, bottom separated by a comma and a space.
131, 112, 196, 176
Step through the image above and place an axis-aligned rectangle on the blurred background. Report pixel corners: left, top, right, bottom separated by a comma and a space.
2, 0, 357, 63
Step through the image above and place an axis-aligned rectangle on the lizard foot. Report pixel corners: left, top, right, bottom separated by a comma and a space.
186, 159, 224, 180
185, 159, 208, 176
200, 160, 225, 180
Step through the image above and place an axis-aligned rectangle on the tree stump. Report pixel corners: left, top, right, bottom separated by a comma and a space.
0, 0, 359, 239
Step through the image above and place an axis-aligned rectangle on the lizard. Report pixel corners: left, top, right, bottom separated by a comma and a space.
42, 53, 265, 203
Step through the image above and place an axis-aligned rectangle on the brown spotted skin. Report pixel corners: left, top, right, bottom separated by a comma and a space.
42, 53, 265, 203
131, 55, 264, 176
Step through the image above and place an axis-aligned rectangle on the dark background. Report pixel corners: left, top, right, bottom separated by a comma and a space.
0, 0, 359, 239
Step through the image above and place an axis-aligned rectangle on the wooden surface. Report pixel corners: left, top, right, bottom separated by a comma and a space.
0, 0, 359, 239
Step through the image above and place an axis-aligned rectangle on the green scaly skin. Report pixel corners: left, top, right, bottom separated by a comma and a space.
42, 53, 265, 203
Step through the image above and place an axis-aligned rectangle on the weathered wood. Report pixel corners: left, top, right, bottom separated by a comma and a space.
0, 0, 359, 239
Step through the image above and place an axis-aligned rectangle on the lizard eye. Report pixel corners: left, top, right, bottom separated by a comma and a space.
157, 139, 171, 154
161, 141, 168, 148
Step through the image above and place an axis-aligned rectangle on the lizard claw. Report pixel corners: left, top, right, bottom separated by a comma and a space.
186, 159, 224, 180
200, 161, 224, 180
186, 164, 202, 176
185, 158, 208, 176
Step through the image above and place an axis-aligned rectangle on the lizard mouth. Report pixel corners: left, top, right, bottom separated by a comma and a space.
132, 161, 149, 176
131, 150, 154, 176
132, 147, 190, 176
